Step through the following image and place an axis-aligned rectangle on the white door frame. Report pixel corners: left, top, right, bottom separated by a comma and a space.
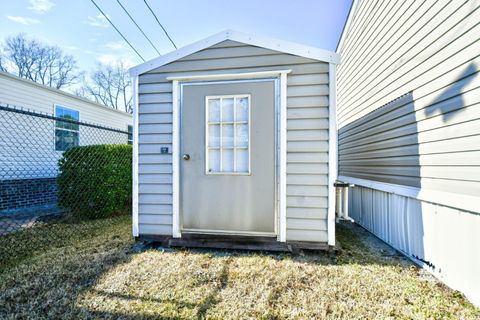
170, 70, 291, 241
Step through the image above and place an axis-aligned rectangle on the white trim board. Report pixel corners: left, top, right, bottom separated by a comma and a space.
327, 64, 338, 246
166, 70, 293, 81
171, 70, 289, 241
132, 76, 139, 237
279, 72, 287, 242
172, 80, 181, 238
129, 30, 341, 77
338, 175, 480, 214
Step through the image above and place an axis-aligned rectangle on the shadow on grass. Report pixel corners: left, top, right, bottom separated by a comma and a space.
0, 215, 234, 319
2, 219, 476, 319
76, 259, 232, 319
0, 215, 138, 318
0, 214, 131, 270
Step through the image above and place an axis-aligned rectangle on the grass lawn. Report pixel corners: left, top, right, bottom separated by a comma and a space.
0, 216, 478, 319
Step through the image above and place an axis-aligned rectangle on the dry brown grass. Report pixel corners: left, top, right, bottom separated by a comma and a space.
0, 217, 478, 319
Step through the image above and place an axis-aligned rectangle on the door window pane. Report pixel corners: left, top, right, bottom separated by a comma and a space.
221, 149, 234, 172
235, 97, 249, 121
207, 149, 220, 173
221, 124, 234, 147
206, 95, 250, 174
208, 124, 220, 148
221, 98, 234, 122
208, 99, 220, 122
235, 149, 249, 172
235, 124, 248, 148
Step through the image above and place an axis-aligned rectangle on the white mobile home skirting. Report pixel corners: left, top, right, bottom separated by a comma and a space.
346, 183, 480, 306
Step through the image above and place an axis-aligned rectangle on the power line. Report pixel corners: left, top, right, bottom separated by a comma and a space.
143, 0, 177, 49
115, 0, 161, 56
89, 0, 146, 62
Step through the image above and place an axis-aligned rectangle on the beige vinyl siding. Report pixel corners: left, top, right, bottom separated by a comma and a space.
0, 72, 132, 180
0, 72, 132, 129
137, 40, 330, 242
337, 1, 480, 198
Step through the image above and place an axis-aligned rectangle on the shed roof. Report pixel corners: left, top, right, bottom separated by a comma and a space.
129, 30, 341, 77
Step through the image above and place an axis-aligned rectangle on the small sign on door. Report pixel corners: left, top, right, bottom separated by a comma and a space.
160, 147, 169, 154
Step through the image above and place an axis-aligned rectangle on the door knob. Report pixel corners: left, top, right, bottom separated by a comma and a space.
183, 154, 190, 160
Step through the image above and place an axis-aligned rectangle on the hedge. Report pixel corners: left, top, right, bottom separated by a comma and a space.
57, 144, 132, 219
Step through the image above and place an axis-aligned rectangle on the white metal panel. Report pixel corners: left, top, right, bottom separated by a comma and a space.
349, 185, 480, 306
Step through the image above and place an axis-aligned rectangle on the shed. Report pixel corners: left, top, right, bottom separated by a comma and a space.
129, 30, 340, 250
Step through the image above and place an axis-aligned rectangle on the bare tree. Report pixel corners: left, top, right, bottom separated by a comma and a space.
79, 62, 132, 113
0, 34, 78, 89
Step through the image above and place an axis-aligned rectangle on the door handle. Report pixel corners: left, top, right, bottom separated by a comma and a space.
182, 154, 190, 160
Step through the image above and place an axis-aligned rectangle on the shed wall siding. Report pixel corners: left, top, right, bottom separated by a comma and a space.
137, 40, 330, 242
337, 1, 480, 198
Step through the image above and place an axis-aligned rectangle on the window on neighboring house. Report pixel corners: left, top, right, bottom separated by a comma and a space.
205, 95, 250, 174
127, 125, 133, 145
55, 105, 79, 151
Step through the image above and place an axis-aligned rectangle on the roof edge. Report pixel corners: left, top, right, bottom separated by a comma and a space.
129, 29, 341, 77
0, 71, 132, 116
336, 0, 359, 53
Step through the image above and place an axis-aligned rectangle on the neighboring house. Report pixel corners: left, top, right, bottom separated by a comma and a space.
0, 71, 133, 212
129, 30, 340, 249
337, 1, 479, 305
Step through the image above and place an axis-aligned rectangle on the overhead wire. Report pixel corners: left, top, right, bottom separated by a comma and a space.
143, 0, 177, 49
115, 0, 161, 56
89, 0, 146, 62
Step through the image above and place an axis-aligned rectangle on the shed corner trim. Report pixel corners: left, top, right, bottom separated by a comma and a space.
132, 75, 140, 237
327, 63, 338, 246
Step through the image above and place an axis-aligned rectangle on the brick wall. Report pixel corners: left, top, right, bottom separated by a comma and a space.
0, 178, 58, 212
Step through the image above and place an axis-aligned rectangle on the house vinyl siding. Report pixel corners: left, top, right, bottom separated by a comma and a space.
337, 0, 480, 305
337, 1, 480, 198
137, 40, 331, 242
0, 72, 131, 129
0, 72, 132, 180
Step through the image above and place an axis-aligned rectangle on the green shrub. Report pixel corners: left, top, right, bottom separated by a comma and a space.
57, 144, 132, 219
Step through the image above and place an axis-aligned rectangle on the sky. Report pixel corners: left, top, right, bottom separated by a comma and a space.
0, 0, 352, 74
